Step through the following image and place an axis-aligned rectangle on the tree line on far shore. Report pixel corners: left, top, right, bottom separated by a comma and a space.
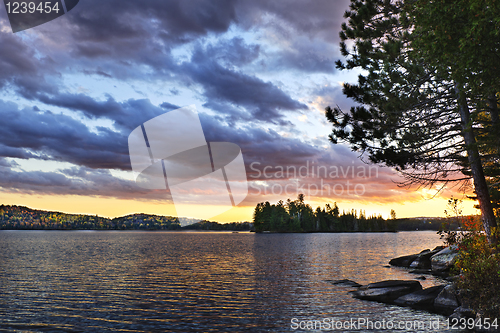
253, 194, 398, 232
1, 202, 463, 233
0, 205, 249, 231
252, 194, 466, 233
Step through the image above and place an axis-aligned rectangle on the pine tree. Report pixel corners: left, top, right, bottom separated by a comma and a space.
326, 0, 498, 242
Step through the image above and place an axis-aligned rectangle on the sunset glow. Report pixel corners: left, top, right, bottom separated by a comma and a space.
0, 0, 481, 222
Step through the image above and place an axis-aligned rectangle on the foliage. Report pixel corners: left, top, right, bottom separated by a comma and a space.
439, 197, 465, 245
438, 198, 500, 318
182, 221, 252, 231
0, 204, 251, 231
454, 228, 500, 318
328, 0, 499, 242
253, 194, 395, 232
327, 0, 468, 185
407, 0, 500, 242
438, 197, 484, 245
408, 0, 500, 98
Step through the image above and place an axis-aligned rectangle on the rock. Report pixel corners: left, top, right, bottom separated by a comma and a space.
415, 276, 426, 280
434, 284, 460, 315
409, 269, 432, 275
449, 306, 475, 320
362, 280, 422, 290
329, 279, 362, 288
389, 254, 419, 267
394, 285, 445, 311
431, 246, 459, 273
410, 247, 445, 269
352, 280, 422, 303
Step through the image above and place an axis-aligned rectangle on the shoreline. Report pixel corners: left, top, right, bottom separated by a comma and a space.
0, 227, 442, 235
345, 246, 499, 332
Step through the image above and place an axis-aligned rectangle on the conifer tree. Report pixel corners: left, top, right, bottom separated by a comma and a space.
327, 0, 499, 241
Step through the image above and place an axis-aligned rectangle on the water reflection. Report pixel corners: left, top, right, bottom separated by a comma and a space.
0, 231, 461, 332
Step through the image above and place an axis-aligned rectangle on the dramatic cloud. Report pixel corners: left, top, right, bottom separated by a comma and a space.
236, 0, 350, 42
268, 39, 339, 73
2, 0, 431, 214
184, 55, 308, 123
36, 94, 180, 131
0, 162, 171, 201
0, 100, 129, 169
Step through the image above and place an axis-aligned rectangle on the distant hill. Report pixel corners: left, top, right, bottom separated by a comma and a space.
394, 217, 452, 231
0, 205, 251, 231
0, 204, 469, 232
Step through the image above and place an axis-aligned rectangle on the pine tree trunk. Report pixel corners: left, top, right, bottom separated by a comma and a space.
456, 84, 497, 244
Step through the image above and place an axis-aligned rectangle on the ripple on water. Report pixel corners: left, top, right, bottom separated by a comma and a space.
0, 231, 462, 332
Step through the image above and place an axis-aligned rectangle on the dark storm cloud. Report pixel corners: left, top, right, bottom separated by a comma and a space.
0, 0, 375, 202
68, 0, 237, 46
200, 113, 325, 168
235, 0, 348, 73
35, 37, 306, 126
266, 38, 339, 73
39, 0, 239, 77
0, 100, 130, 170
0, 98, 404, 205
0, 27, 59, 99
0, 0, 348, 86
184, 43, 308, 123
236, 0, 350, 42
35, 33, 303, 125
37, 94, 178, 131
203, 38, 260, 67
1, 1, 309, 124
0, 144, 46, 160
0, 95, 313, 176
0, 103, 402, 204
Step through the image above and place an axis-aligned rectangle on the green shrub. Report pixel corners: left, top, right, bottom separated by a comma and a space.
454, 227, 500, 319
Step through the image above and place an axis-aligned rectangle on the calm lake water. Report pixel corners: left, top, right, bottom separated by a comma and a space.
0, 231, 463, 332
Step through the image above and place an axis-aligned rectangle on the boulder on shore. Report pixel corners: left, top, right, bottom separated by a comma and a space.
434, 284, 460, 315
389, 254, 419, 267
389, 246, 445, 269
410, 247, 444, 269
394, 285, 445, 311
431, 245, 458, 273
352, 280, 422, 303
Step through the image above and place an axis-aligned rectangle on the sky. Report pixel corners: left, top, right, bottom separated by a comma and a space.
0, 0, 479, 221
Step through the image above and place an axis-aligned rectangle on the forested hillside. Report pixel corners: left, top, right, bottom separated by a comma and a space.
0, 205, 249, 230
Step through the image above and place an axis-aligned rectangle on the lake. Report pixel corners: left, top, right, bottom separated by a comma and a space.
0, 231, 463, 332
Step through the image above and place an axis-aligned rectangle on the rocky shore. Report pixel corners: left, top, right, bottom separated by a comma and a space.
331, 246, 498, 332
388, 245, 458, 277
